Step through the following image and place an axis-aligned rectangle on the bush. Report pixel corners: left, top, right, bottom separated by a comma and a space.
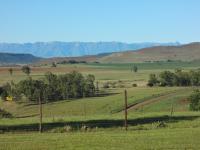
148, 74, 159, 86
132, 83, 137, 87
0, 109, 12, 118
103, 82, 109, 88
110, 82, 117, 88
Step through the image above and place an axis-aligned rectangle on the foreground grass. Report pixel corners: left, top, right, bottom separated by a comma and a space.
0, 128, 199, 150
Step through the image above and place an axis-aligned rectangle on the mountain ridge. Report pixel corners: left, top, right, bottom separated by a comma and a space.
0, 41, 180, 58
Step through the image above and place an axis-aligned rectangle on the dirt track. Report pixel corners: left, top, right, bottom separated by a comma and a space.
127, 90, 186, 111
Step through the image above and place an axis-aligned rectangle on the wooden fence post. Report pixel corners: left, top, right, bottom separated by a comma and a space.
39, 95, 42, 133
124, 89, 128, 131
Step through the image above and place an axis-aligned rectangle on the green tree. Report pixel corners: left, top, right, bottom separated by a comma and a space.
51, 62, 57, 67
83, 74, 95, 97
14, 71, 96, 102
21, 65, 31, 76
44, 72, 61, 101
133, 65, 138, 73
8, 68, 13, 76
17, 78, 46, 101
159, 71, 175, 86
189, 90, 200, 111
148, 74, 159, 87
0, 83, 11, 100
190, 70, 200, 86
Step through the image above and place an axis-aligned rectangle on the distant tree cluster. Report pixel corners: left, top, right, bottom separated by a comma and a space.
57, 60, 87, 64
148, 69, 200, 87
2, 71, 96, 102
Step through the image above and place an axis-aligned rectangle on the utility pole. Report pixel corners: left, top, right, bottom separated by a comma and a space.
39, 94, 42, 133
124, 89, 128, 131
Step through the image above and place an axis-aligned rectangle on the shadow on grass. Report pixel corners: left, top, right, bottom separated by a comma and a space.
15, 114, 38, 118
20, 92, 120, 107
0, 115, 199, 132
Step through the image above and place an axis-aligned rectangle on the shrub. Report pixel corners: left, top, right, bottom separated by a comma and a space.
132, 83, 137, 87
103, 82, 109, 88
148, 74, 159, 86
110, 82, 117, 88
0, 109, 13, 118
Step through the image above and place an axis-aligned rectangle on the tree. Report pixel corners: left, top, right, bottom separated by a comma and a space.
189, 90, 200, 111
148, 74, 159, 87
17, 78, 46, 101
0, 83, 11, 101
190, 70, 200, 86
1, 90, 8, 101
159, 71, 175, 86
132, 65, 138, 73
70, 71, 85, 98
0, 87, 3, 96
176, 72, 191, 86
14, 71, 96, 102
8, 68, 13, 76
21, 65, 31, 76
51, 62, 57, 67
148, 69, 200, 87
83, 74, 95, 97
44, 72, 60, 101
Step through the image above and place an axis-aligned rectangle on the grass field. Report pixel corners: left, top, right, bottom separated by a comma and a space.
0, 62, 200, 149
0, 128, 200, 150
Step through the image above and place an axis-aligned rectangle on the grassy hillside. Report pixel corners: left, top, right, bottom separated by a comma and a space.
99, 42, 200, 63
0, 53, 41, 64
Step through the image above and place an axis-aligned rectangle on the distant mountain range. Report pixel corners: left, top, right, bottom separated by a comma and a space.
40, 42, 200, 64
0, 42, 180, 58
1, 42, 199, 65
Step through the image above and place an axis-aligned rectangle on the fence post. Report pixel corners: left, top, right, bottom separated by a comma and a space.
124, 89, 128, 131
39, 95, 42, 133
96, 81, 99, 94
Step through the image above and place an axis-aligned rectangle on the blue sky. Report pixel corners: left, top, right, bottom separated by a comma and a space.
0, 0, 200, 43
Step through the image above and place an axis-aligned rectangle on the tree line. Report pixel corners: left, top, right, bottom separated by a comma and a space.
1, 71, 96, 102
148, 69, 200, 87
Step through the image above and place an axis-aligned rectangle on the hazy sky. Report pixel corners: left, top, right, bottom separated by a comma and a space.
0, 0, 200, 43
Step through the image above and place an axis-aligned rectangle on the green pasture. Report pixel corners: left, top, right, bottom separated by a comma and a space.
0, 62, 200, 149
